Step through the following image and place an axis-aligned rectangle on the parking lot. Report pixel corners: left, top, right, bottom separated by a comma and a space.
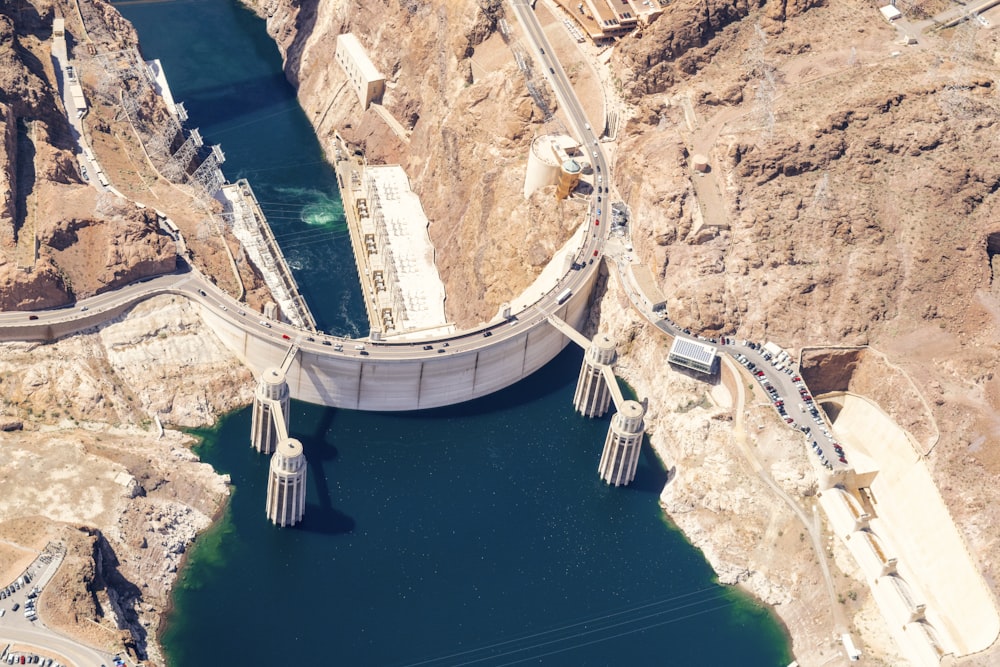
722, 338, 850, 473
0, 543, 122, 667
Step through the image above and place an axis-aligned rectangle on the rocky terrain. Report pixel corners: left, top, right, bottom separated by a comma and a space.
0, 0, 274, 313
0, 296, 253, 665
245, 0, 592, 326
1, 0, 1000, 664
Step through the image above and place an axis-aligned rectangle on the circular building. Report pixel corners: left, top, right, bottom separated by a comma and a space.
524, 134, 585, 199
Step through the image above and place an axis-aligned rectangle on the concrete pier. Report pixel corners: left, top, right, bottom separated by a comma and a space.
573, 334, 617, 417
266, 437, 308, 527
599, 400, 646, 486
250, 367, 290, 454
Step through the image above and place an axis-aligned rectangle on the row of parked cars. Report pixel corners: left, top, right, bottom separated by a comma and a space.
0, 573, 30, 599
3, 654, 59, 666
736, 355, 786, 412
22, 587, 39, 620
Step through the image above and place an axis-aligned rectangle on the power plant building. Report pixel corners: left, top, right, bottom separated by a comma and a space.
335, 33, 385, 110
561, 0, 663, 42
362, 165, 449, 334
523, 134, 584, 199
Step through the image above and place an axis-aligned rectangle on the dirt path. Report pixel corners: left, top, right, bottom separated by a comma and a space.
726, 356, 849, 638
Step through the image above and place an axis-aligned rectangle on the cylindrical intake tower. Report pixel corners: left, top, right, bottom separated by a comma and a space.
250, 367, 290, 454
266, 437, 307, 527
573, 334, 617, 418
598, 400, 645, 486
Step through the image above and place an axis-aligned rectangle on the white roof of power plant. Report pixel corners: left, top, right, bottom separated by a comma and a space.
668, 337, 718, 372
337, 33, 384, 82
364, 165, 447, 332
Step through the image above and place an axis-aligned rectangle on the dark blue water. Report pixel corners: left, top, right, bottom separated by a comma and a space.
116, 0, 364, 335
113, 1, 792, 664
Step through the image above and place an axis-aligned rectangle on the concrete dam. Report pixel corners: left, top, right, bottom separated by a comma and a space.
201, 265, 599, 412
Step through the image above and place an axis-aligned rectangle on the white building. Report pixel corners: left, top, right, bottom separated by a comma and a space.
335, 33, 385, 110
363, 165, 449, 335
668, 337, 717, 374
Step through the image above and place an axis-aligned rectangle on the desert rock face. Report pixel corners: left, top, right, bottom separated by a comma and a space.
0, 295, 251, 665
244, 0, 585, 327
0, 2, 179, 310
0, 0, 279, 313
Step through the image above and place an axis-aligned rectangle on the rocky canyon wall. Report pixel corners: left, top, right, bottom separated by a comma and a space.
243, 0, 587, 327
0, 295, 254, 665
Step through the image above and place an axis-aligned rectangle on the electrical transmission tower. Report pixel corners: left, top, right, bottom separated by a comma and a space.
745, 24, 775, 143
168, 127, 203, 178
190, 144, 226, 196
940, 13, 982, 120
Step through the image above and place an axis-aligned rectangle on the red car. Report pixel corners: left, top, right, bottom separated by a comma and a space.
282, 334, 291, 340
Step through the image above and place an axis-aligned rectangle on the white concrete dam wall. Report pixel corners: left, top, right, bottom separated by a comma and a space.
201, 267, 597, 411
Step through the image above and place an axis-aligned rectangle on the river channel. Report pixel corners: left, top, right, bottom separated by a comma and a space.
112, 0, 792, 664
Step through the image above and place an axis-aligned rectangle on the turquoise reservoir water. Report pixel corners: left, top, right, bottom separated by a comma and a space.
113, 0, 792, 664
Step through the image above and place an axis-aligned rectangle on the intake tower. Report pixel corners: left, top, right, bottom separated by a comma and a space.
265, 437, 308, 527
598, 400, 646, 486
573, 333, 617, 417
250, 367, 290, 455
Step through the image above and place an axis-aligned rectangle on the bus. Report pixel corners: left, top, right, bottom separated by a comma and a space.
556, 288, 572, 305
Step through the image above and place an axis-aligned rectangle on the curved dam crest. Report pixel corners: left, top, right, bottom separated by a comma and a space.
200, 271, 596, 410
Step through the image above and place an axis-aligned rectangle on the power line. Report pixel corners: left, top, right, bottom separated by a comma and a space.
395, 585, 735, 667
490, 599, 736, 667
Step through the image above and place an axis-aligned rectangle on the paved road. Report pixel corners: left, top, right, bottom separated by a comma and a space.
1, 2, 613, 368
727, 356, 847, 635
509, 0, 609, 243
1, 551, 114, 667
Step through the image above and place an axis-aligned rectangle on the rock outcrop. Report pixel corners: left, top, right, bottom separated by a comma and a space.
244, 0, 582, 327
0, 295, 249, 664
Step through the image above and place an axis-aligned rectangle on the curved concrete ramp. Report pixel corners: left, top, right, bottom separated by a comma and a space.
822, 392, 1000, 657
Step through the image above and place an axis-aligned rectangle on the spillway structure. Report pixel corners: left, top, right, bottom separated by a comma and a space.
573, 333, 617, 417
250, 366, 290, 455
265, 437, 308, 527
598, 400, 646, 486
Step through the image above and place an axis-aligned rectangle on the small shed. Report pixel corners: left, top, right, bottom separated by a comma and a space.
879, 5, 902, 21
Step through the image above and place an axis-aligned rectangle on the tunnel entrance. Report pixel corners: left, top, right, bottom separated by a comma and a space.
988, 232, 1000, 288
